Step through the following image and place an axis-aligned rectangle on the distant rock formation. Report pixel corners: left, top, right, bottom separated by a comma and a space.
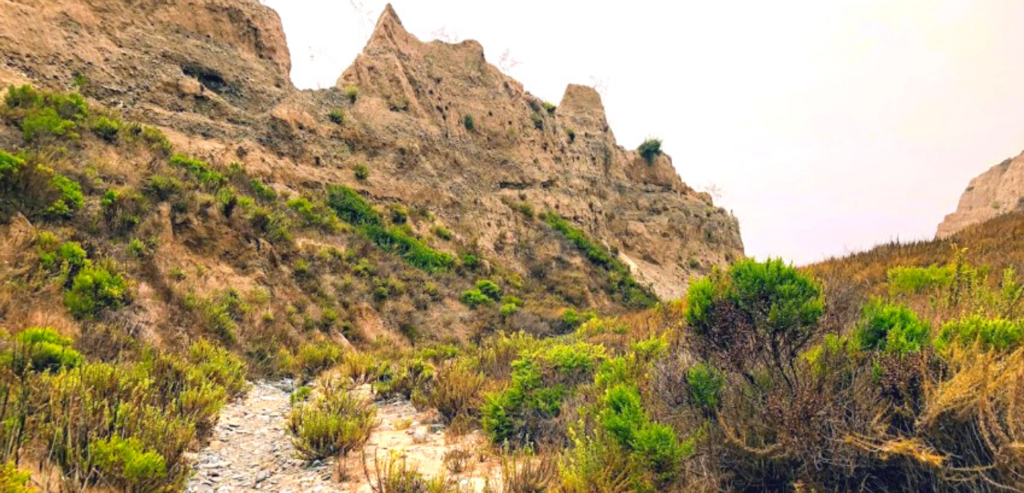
937, 150, 1024, 238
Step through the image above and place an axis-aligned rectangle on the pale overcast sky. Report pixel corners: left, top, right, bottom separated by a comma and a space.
262, 0, 1024, 265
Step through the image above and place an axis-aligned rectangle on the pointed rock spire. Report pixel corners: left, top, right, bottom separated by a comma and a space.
365, 3, 415, 53
559, 84, 612, 139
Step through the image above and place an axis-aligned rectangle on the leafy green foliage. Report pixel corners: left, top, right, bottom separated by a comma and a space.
4, 85, 39, 109
64, 262, 131, 320
475, 280, 502, 300
249, 178, 276, 201
169, 154, 226, 189
91, 116, 122, 142
0, 462, 33, 493
144, 175, 184, 201
44, 174, 83, 218
888, 265, 954, 296
638, 138, 662, 165
853, 299, 930, 355
686, 258, 823, 376
89, 435, 167, 492
600, 385, 686, 485
5, 327, 83, 374
482, 342, 605, 446
936, 315, 1024, 353
686, 363, 723, 412
328, 186, 454, 272
543, 212, 657, 308
328, 109, 345, 125
287, 196, 340, 232
460, 289, 493, 308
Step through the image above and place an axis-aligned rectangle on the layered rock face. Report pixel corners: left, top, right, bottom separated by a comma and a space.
332, 5, 742, 299
938, 150, 1024, 238
0, 0, 742, 339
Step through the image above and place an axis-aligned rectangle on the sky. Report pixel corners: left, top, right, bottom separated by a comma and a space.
261, 0, 1024, 265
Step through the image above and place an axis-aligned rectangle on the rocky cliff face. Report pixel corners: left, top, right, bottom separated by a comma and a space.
0, 0, 742, 348
937, 150, 1024, 238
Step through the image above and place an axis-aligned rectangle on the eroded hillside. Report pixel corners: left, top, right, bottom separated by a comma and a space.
0, 0, 741, 355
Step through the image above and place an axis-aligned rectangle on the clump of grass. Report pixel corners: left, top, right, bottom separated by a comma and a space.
542, 101, 557, 115
329, 109, 345, 125
169, 154, 226, 189
91, 115, 122, 142
345, 85, 359, 103
289, 378, 375, 460
354, 163, 369, 181
432, 225, 453, 240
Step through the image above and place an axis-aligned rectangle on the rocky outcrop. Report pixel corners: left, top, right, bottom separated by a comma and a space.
937, 150, 1024, 238
0, 0, 741, 307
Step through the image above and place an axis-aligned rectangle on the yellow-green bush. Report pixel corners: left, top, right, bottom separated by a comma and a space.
288, 379, 375, 460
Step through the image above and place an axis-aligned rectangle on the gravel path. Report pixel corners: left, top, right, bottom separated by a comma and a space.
186, 381, 496, 493
186, 381, 346, 493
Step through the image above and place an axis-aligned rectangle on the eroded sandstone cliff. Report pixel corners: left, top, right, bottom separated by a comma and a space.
938, 150, 1024, 238
0, 0, 742, 348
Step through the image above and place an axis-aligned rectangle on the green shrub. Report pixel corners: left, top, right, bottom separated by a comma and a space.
287, 197, 339, 232
169, 154, 226, 188
0, 151, 23, 184
638, 138, 662, 165
853, 300, 930, 355
6, 327, 83, 374
561, 309, 597, 331
291, 386, 313, 404
476, 280, 502, 300
91, 116, 122, 142
22, 108, 74, 142
327, 185, 382, 226
686, 258, 823, 378
64, 262, 131, 319
344, 85, 359, 103
139, 125, 172, 155
292, 342, 344, 379
935, 315, 1024, 353
354, 163, 369, 181
144, 175, 183, 201
599, 385, 686, 485
4, 85, 39, 109
463, 114, 475, 131
888, 265, 954, 296
460, 289, 493, 308
101, 189, 145, 231
461, 253, 481, 270
89, 435, 167, 492
500, 303, 519, 316
389, 204, 408, 224
429, 361, 486, 423
542, 102, 557, 115
482, 342, 605, 446
44, 174, 83, 219
432, 225, 453, 240
686, 363, 724, 412
288, 379, 375, 460
566, 128, 576, 143
42, 92, 88, 121
0, 461, 33, 493
328, 109, 345, 125
250, 178, 276, 201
